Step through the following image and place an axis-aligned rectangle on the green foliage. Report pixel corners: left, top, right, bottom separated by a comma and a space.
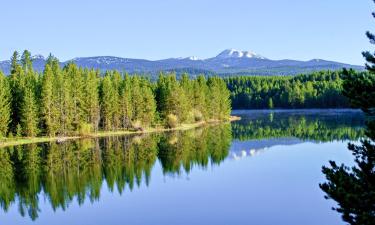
78, 122, 93, 136
155, 73, 189, 123
82, 69, 100, 131
65, 63, 85, 130
0, 71, 11, 137
207, 77, 231, 120
226, 70, 350, 109
130, 76, 156, 128
155, 73, 230, 124
16, 124, 22, 137
119, 74, 133, 129
166, 114, 179, 128
0, 51, 232, 137
21, 81, 39, 137
192, 109, 204, 122
21, 50, 32, 73
41, 64, 58, 136
268, 97, 274, 109
100, 74, 117, 131
342, 69, 375, 115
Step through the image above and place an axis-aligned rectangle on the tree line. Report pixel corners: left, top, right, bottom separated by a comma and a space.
225, 70, 356, 109
0, 51, 231, 138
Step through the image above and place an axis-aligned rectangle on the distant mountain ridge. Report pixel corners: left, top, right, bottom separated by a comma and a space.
0, 49, 364, 76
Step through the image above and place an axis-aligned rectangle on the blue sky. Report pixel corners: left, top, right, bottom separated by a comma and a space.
1, 0, 374, 65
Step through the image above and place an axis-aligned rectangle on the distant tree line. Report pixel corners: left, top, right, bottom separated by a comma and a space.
0, 50, 231, 138
225, 70, 358, 109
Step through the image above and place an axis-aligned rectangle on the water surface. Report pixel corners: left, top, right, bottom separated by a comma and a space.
0, 109, 365, 225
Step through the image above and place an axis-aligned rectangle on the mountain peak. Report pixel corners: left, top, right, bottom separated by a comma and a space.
187, 56, 200, 61
216, 49, 266, 59
32, 54, 45, 60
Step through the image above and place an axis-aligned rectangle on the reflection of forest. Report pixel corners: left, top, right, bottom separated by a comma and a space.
232, 112, 365, 141
0, 125, 232, 220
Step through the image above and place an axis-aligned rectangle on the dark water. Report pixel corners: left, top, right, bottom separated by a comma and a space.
0, 110, 365, 225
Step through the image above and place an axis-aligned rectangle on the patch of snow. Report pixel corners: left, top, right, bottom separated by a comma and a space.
216, 49, 266, 59
187, 56, 200, 61
32, 54, 45, 60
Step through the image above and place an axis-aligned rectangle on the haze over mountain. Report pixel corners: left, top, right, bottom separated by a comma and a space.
0, 49, 364, 76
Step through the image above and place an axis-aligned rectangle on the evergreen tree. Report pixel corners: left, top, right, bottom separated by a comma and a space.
268, 97, 274, 109
131, 76, 143, 126
100, 74, 116, 131
64, 63, 85, 131
45, 55, 66, 135
21, 77, 39, 137
10, 51, 19, 74
180, 74, 194, 122
207, 77, 221, 119
139, 78, 156, 127
155, 74, 189, 124
192, 75, 208, 120
82, 69, 100, 132
218, 78, 232, 120
119, 74, 133, 129
59, 66, 74, 135
41, 64, 58, 136
207, 77, 231, 120
0, 71, 11, 137
131, 77, 156, 128
110, 71, 122, 129
21, 50, 33, 73
9, 51, 23, 133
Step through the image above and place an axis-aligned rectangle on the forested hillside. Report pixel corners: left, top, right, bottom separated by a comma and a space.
0, 51, 231, 138
225, 70, 359, 109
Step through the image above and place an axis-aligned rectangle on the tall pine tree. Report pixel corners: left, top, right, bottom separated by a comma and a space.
119, 74, 133, 129
83, 69, 100, 132
0, 71, 11, 137
41, 64, 58, 136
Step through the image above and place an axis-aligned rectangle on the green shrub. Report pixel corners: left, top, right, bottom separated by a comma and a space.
78, 122, 93, 136
166, 114, 179, 128
16, 124, 22, 137
132, 120, 144, 131
193, 109, 204, 122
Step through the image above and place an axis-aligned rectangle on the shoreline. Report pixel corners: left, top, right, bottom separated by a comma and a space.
231, 108, 360, 112
0, 116, 241, 148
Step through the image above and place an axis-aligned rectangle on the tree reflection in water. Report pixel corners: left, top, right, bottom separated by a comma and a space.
232, 110, 365, 142
0, 125, 232, 220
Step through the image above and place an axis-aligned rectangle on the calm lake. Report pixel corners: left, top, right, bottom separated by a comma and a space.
0, 109, 365, 225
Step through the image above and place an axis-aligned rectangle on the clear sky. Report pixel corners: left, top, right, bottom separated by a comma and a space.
1, 0, 374, 65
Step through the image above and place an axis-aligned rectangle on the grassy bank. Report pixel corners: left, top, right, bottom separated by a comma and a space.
0, 116, 241, 148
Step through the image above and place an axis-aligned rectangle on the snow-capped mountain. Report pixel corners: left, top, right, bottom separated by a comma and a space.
31, 54, 45, 60
186, 56, 200, 61
215, 49, 266, 59
0, 49, 363, 76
